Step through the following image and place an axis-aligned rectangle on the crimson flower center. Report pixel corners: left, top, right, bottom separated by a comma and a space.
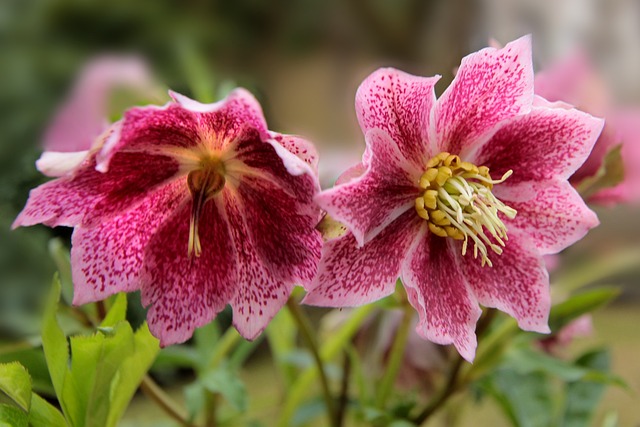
187, 156, 226, 258
414, 151, 517, 267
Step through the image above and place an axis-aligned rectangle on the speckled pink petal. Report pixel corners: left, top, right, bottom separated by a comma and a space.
497, 181, 599, 255
235, 176, 321, 287
13, 151, 180, 229
71, 181, 186, 305
458, 231, 551, 334
98, 89, 269, 170
141, 199, 237, 347
315, 129, 420, 246
435, 35, 534, 156
356, 68, 439, 172
472, 106, 604, 187
230, 131, 322, 287
222, 191, 294, 340
303, 210, 422, 307
269, 132, 319, 172
401, 232, 482, 362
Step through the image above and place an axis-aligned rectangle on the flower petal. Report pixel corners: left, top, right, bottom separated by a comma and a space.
497, 181, 599, 255
315, 129, 419, 246
435, 35, 534, 156
234, 174, 321, 288
458, 231, 551, 334
269, 132, 319, 172
401, 231, 482, 362
98, 89, 269, 170
472, 106, 604, 186
303, 210, 422, 307
141, 198, 237, 347
222, 191, 295, 340
13, 151, 181, 229
36, 151, 90, 177
356, 68, 439, 172
71, 181, 186, 305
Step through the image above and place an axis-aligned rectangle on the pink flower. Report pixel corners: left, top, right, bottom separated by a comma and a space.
14, 90, 322, 346
303, 36, 602, 361
535, 51, 640, 204
37, 55, 162, 177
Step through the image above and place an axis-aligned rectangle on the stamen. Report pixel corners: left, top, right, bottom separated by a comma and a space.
414, 152, 517, 267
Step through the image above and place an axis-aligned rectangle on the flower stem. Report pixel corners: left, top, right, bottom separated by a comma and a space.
140, 375, 194, 427
205, 392, 219, 427
276, 304, 375, 427
286, 297, 338, 426
375, 302, 413, 408
336, 352, 351, 427
412, 309, 497, 425
207, 327, 242, 369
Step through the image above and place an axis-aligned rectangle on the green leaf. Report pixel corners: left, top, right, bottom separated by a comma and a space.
266, 308, 298, 386
41, 277, 71, 417
561, 349, 611, 427
194, 321, 221, 372
48, 239, 74, 306
549, 288, 620, 332
0, 362, 32, 411
200, 365, 247, 412
29, 394, 67, 427
183, 383, 205, 422
105, 322, 159, 427
503, 348, 590, 381
99, 293, 128, 327
483, 369, 554, 427
576, 144, 624, 199
0, 403, 28, 427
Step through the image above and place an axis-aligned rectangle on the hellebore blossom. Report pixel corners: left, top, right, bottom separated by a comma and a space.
304, 36, 603, 361
14, 90, 322, 346
535, 51, 640, 204
37, 55, 162, 177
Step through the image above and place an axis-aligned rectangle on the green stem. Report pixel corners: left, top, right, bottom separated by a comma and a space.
286, 298, 337, 426
140, 375, 194, 427
375, 303, 413, 408
336, 352, 351, 427
204, 392, 219, 427
277, 304, 376, 427
208, 327, 242, 369
413, 309, 497, 425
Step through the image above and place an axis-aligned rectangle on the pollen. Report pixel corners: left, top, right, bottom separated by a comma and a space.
187, 157, 226, 258
415, 152, 517, 267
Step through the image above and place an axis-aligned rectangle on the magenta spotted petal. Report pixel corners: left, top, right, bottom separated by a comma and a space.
15, 89, 322, 346
305, 36, 602, 361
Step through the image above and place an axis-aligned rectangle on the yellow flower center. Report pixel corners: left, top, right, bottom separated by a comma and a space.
414, 152, 517, 267
187, 156, 226, 258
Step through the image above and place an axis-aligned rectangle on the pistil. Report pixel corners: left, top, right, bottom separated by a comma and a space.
415, 152, 517, 267
187, 158, 226, 257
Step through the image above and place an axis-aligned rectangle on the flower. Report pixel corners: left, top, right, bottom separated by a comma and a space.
37, 55, 162, 177
535, 51, 640, 204
14, 90, 322, 346
303, 36, 603, 361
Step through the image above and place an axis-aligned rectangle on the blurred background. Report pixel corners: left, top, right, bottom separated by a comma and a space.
1, 0, 639, 425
